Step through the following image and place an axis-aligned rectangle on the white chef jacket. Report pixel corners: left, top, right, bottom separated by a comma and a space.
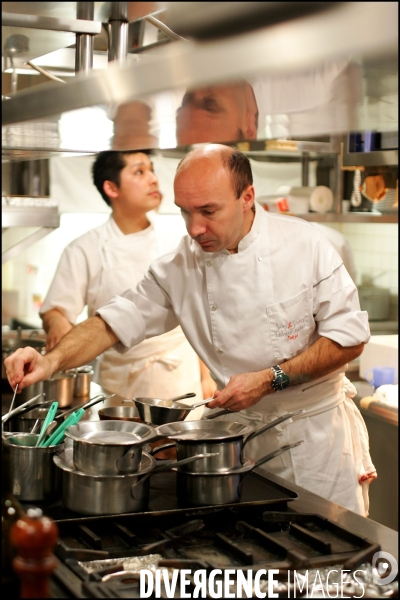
40, 214, 204, 405
97, 203, 374, 515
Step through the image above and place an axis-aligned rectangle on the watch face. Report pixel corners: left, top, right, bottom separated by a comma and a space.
273, 373, 290, 391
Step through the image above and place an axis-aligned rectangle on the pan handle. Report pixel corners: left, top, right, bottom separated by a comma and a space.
252, 440, 303, 470
203, 409, 234, 420
150, 442, 176, 455
131, 452, 218, 489
244, 409, 306, 446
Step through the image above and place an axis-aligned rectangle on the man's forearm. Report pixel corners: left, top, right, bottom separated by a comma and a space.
46, 315, 119, 374
42, 308, 70, 333
261, 337, 364, 394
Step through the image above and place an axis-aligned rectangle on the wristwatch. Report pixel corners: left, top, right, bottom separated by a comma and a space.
270, 365, 290, 392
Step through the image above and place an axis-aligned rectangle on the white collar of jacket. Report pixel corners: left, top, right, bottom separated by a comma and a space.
192, 201, 264, 261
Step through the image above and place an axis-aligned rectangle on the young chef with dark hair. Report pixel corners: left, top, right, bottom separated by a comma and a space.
6, 144, 375, 515
40, 150, 215, 403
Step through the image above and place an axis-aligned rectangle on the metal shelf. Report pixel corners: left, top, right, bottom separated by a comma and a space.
295, 212, 398, 224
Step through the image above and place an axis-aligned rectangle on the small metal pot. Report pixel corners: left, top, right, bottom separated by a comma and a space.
65, 420, 160, 475
67, 366, 94, 397
3, 432, 64, 502
156, 411, 304, 474
176, 442, 302, 506
43, 371, 77, 408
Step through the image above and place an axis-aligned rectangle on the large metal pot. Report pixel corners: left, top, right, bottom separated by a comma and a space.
176, 442, 302, 506
156, 410, 304, 474
3, 432, 63, 502
54, 447, 155, 515
64, 420, 160, 475
54, 447, 215, 515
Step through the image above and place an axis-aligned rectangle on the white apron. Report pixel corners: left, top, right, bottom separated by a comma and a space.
93, 220, 204, 411
208, 374, 376, 516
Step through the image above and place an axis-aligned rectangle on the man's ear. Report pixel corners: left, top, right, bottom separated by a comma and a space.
103, 180, 119, 201
242, 185, 255, 212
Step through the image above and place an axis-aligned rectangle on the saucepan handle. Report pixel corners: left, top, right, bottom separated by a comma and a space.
244, 409, 306, 445
204, 409, 234, 420
131, 452, 217, 489
253, 440, 303, 470
150, 442, 176, 455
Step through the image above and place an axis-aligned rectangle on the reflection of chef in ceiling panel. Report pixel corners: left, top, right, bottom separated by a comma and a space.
111, 58, 358, 148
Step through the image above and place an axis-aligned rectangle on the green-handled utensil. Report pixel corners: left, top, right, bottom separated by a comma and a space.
42, 408, 85, 448
36, 401, 59, 447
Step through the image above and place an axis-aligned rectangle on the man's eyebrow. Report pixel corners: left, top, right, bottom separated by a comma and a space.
174, 202, 219, 210
130, 161, 153, 168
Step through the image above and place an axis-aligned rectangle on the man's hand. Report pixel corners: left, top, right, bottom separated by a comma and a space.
207, 370, 273, 411
5, 347, 54, 391
6, 315, 119, 392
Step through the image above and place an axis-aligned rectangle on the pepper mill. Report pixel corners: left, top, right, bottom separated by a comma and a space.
10, 507, 58, 599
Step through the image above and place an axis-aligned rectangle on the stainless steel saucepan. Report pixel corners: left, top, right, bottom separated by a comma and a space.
64, 420, 160, 475
176, 441, 303, 506
155, 409, 305, 473
53, 447, 215, 515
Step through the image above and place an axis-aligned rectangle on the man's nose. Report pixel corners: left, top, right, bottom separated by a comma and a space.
187, 215, 207, 238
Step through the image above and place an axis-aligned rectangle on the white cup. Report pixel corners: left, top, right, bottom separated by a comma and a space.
342, 200, 351, 213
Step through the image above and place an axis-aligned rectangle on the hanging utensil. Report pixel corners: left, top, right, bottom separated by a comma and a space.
2, 393, 48, 423
7, 383, 19, 418
42, 408, 85, 448
30, 419, 41, 435
53, 394, 114, 422
36, 401, 59, 447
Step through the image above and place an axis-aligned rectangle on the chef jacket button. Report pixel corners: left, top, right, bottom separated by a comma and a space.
258, 256, 263, 261
211, 305, 217, 311
216, 349, 223, 354
206, 260, 212, 267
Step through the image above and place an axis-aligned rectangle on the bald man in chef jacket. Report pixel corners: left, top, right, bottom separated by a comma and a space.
6, 144, 376, 516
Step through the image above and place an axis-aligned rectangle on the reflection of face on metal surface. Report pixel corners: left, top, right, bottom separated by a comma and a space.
176, 82, 258, 145
112, 102, 159, 151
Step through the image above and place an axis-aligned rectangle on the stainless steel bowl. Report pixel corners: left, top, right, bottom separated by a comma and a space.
133, 397, 198, 426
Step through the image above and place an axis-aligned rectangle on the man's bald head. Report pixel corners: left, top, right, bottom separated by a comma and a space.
176, 144, 253, 199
